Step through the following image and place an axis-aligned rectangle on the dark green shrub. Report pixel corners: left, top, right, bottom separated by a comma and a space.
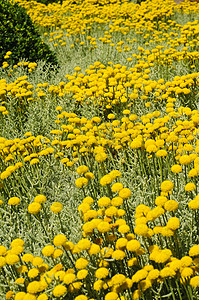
22, 0, 62, 4
136, 0, 147, 4
0, 0, 58, 67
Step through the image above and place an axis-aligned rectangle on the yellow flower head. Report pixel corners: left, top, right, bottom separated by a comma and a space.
76, 165, 89, 175
75, 257, 89, 270
185, 182, 196, 192
8, 197, 20, 206
119, 188, 131, 199
95, 152, 107, 163
53, 285, 67, 297
50, 202, 63, 214
161, 180, 174, 192
34, 195, 47, 204
28, 202, 41, 214
95, 267, 109, 279
75, 177, 88, 188
53, 234, 67, 247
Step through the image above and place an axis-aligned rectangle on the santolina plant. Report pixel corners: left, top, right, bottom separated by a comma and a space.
1, 172, 199, 299
1, 0, 199, 299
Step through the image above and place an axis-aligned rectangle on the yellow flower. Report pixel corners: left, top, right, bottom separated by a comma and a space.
78, 203, 90, 214
105, 292, 118, 300
160, 267, 176, 278
76, 165, 89, 175
130, 139, 142, 149
93, 280, 104, 291
132, 269, 148, 283
88, 244, 100, 255
53, 234, 67, 247
156, 149, 167, 157
74, 66, 81, 72
5, 291, 15, 299
8, 197, 20, 206
119, 188, 131, 199
75, 178, 88, 188
117, 223, 130, 233
164, 200, 179, 211
112, 250, 125, 260
53, 285, 67, 297
188, 169, 198, 178
68, 281, 82, 293
14, 292, 26, 300
84, 172, 94, 180
37, 293, 48, 300
95, 267, 109, 279
160, 180, 174, 192
105, 206, 117, 217
147, 269, 160, 280
111, 197, 123, 207
32, 256, 43, 266
109, 170, 121, 180
150, 249, 171, 264
34, 195, 47, 204
30, 158, 39, 165
75, 258, 88, 269
108, 113, 115, 120
155, 196, 167, 206
28, 202, 41, 214
185, 182, 196, 192
181, 267, 193, 278
98, 197, 111, 207
83, 197, 94, 205
53, 249, 64, 258
10, 246, 23, 255
189, 245, 199, 257
83, 210, 98, 221
127, 257, 138, 267
116, 238, 127, 250
167, 217, 180, 231
188, 197, 199, 210
0, 245, 7, 255
0, 257, 6, 267
22, 253, 34, 263
27, 281, 41, 294
100, 174, 112, 186
42, 245, 55, 257
190, 276, 199, 287
97, 221, 111, 233
28, 268, 39, 278
63, 273, 76, 285
146, 144, 157, 153
77, 269, 88, 280
181, 256, 192, 267
126, 240, 141, 252
111, 183, 124, 192
132, 290, 142, 300
56, 106, 63, 111
134, 224, 149, 236
74, 295, 88, 300
77, 239, 91, 251
50, 202, 63, 214
95, 152, 107, 163
179, 155, 192, 165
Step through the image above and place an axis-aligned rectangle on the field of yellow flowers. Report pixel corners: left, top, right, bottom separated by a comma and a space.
1, 0, 199, 299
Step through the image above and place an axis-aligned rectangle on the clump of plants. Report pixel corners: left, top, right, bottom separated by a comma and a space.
0, 0, 58, 67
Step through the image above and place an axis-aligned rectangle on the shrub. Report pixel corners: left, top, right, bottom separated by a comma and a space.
24, 0, 62, 4
0, 0, 58, 67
